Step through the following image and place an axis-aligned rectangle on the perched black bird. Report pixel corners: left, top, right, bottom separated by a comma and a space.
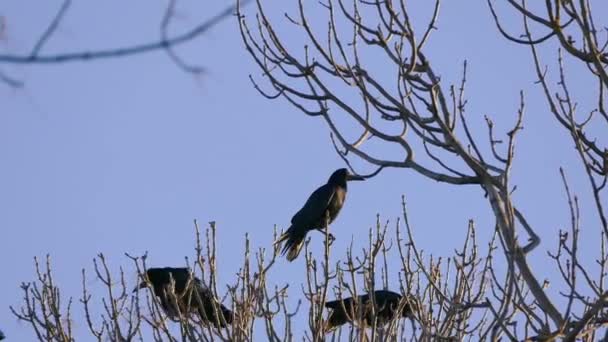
277, 168, 364, 261
0, 329, 5, 341
135, 267, 233, 327
324, 290, 417, 331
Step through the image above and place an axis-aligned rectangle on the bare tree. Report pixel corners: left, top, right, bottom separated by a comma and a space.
488, 1, 608, 340
236, 0, 608, 339
488, 0, 607, 234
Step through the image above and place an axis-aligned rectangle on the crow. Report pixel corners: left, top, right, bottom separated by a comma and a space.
135, 267, 233, 327
324, 290, 417, 331
276, 168, 364, 261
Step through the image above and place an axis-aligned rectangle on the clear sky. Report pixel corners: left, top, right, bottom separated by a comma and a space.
1, 1, 606, 340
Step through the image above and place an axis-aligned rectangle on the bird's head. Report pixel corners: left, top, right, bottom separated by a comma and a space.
133, 267, 190, 292
134, 279, 148, 292
328, 168, 365, 186
133, 268, 160, 292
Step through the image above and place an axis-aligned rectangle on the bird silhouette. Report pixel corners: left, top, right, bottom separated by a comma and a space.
135, 267, 233, 327
276, 168, 364, 261
324, 290, 417, 331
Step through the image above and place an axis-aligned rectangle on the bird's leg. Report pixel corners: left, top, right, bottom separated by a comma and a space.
315, 228, 336, 245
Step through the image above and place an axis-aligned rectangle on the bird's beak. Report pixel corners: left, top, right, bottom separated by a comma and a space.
347, 174, 365, 181
133, 281, 147, 293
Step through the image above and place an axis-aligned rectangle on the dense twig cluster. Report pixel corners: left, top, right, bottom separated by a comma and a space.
12, 210, 502, 341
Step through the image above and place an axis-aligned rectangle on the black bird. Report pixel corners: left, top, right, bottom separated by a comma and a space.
324, 290, 417, 331
276, 168, 364, 261
135, 267, 233, 327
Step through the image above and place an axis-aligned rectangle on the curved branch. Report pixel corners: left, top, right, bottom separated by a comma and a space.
0, 1, 250, 65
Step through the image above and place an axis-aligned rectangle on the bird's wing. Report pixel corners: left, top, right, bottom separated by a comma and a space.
291, 184, 336, 227
373, 291, 401, 305
325, 296, 354, 309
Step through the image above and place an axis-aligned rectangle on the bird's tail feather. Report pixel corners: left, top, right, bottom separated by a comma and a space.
323, 318, 337, 334
277, 226, 306, 261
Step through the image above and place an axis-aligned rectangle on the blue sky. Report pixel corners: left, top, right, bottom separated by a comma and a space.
1, 0, 606, 339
